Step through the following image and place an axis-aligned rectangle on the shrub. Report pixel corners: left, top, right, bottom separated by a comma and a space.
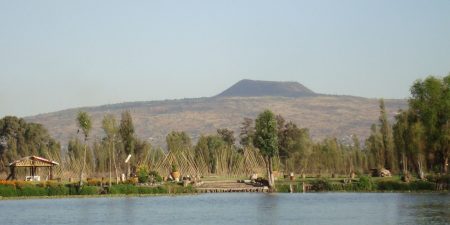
149, 171, 163, 183
275, 184, 291, 193
78, 186, 100, 195
376, 181, 409, 191
138, 167, 149, 183
66, 183, 80, 195
14, 181, 32, 189
356, 176, 374, 191
409, 180, 435, 191
310, 179, 332, 191
0, 185, 17, 197
87, 178, 102, 186
124, 178, 138, 185
109, 184, 138, 195
47, 184, 69, 196
17, 186, 47, 196
171, 164, 178, 172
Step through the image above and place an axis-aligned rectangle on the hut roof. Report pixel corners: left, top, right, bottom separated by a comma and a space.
9, 156, 59, 167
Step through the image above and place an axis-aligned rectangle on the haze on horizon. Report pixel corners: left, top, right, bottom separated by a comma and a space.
1, 0, 449, 117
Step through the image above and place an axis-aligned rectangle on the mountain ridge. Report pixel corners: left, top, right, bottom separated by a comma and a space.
25, 80, 408, 148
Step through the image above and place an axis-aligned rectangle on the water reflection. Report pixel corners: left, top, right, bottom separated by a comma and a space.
257, 194, 279, 225
404, 194, 450, 225
0, 193, 448, 225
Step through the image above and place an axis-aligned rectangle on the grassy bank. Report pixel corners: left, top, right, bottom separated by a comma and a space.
275, 175, 450, 193
0, 180, 195, 198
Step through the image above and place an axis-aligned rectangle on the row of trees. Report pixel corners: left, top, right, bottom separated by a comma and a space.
1, 75, 448, 185
366, 75, 449, 176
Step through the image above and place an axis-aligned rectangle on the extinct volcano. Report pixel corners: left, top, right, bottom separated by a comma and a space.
217, 79, 318, 97
26, 79, 407, 147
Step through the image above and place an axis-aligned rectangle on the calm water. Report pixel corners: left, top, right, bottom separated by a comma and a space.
0, 193, 449, 225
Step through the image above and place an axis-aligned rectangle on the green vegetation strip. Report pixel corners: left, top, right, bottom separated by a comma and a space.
275, 176, 449, 193
0, 182, 195, 198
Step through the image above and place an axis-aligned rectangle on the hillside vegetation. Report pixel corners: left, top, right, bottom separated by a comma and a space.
26, 96, 406, 147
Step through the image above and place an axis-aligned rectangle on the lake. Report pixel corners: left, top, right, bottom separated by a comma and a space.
0, 193, 449, 225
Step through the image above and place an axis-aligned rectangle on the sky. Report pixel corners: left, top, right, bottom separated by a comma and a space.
1, 0, 449, 117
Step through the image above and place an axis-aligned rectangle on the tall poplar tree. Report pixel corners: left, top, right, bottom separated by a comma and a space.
77, 111, 92, 186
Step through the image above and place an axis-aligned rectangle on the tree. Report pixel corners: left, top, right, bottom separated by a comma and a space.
119, 111, 135, 156
393, 110, 410, 174
0, 116, 60, 172
278, 121, 313, 173
366, 124, 384, 169
379, 99, 396, 172
77, 111, 92, 186
217, 128, 235, 147
166, 131, 191, 152
119, 111, 135, 177
409, 75, 450, 173
102, 114, 119, 185
239, 118, 254, 147
253, 110, 279, 189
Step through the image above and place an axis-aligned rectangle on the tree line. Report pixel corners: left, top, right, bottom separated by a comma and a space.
0, 74, 448, 180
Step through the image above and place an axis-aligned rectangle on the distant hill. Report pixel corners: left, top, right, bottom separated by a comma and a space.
217, 79, 317, 97
25, 80, 407, 148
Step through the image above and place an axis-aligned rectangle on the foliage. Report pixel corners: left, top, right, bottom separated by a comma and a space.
78, 186, 100, 195
138, 166, 149, 183
378, 99, 396, 172
310, 179, 333, 191
171, 164, 179, 172
76, 111, 92, 140
0, 116, 60, 172
149, 171, 163, 182
408, 75, 450, 173
254, 110, 279, 188
0, 185, 17, 197
47, 184, 69, 196
356, 176, 374, 191
217, 128, 236, 146
86, 178, 102, 186
239, 118, 254, 147
16, 185, 48, 196
166, 131, 191, 152
109, 184, 138, 194
254, 110, 279, 158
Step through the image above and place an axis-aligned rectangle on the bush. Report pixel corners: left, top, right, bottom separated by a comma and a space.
124, 178, 138, 185
356, 176, 374, 191
376, 181, 409, 191
138, 167, 149, 183
409, 180, 435, 191
66, 183, 80, 195
310, 179, 332, 191
0, 185, 17, 197
17, 185, 47, 196
276, 184, 292, 193
109, 184, 138, 195
87, 178, 102, 186
78, 186, 100, 195
149, 171, 163, 183
47, 185, 69, 196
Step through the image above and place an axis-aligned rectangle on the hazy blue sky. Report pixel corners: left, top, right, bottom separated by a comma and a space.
1, 0, 449, 117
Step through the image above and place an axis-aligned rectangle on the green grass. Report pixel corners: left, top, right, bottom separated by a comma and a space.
275, 175, 442, 192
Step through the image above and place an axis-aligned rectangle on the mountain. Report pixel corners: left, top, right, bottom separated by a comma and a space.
217, 79, 317, 97
25, 80, 407, 148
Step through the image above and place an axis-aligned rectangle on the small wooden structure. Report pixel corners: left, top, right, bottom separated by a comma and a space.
6, 156, 59, 181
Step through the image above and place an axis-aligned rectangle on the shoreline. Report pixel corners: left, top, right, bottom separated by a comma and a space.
1, 190, 448, 201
